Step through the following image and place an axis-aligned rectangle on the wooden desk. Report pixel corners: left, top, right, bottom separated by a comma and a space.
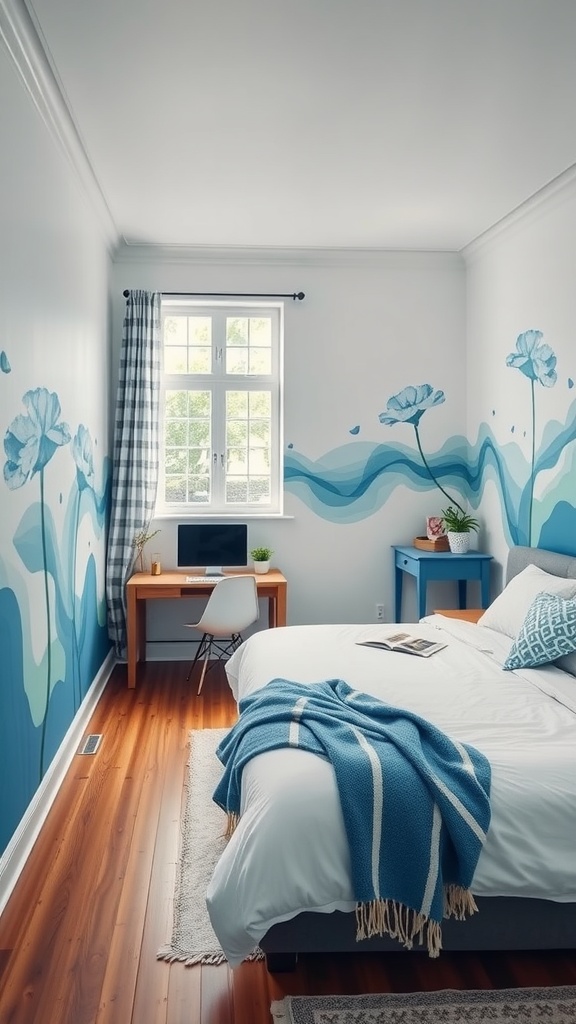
125, 569, 287, 688
393, 545, 493, 622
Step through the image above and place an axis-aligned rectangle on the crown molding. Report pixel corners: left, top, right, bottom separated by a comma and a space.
462, 162, 576, 261
0, 0, 118, 250
113, 241, 464, 270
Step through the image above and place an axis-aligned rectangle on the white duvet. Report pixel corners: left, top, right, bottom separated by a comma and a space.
206, 616, 576, 966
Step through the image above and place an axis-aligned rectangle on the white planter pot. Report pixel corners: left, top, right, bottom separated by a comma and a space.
447, 531, 471, 554
253, 560, 270, 574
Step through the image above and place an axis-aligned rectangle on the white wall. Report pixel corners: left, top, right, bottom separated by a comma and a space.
112, 248, 467, 649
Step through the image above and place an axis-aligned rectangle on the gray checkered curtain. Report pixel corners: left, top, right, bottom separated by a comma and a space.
106, 290, 161, 657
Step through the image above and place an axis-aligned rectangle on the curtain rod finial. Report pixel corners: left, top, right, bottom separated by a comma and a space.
295, 292, 305, 301
123, 289, 129, 298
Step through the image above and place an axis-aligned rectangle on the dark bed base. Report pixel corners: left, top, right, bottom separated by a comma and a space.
260, 897, 576, 972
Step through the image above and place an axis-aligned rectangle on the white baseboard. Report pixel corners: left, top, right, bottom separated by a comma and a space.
0, 651, 116, 916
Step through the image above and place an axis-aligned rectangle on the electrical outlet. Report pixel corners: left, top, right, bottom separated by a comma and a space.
376, 603, 385, 621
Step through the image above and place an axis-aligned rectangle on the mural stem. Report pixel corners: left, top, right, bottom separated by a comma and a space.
528, 378, 536, 547
39, 468, 52, 782
413, 424, 465, 515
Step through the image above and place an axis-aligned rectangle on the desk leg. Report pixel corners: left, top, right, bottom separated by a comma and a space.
458, 580, 467, 609
127, 594, 147, 689
127, 587, 138, 689
275, 584, 287, 627
417, 573, 427, 620
395, 567, 403, 623
480, 563, 491, 608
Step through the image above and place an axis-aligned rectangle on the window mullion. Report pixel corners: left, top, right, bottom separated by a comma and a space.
211, 379, 226, 506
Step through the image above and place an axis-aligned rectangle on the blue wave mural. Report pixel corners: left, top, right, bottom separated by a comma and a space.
285, 378, 576, 553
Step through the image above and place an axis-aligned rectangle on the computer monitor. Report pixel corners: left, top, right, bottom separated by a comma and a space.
177, 523, 248, 575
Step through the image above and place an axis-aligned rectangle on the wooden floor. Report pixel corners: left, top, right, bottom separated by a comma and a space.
1, 661, 575, 1024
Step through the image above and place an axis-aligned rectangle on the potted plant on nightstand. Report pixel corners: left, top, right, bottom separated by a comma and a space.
441, 506, 479, 554
250, 546, 273, 574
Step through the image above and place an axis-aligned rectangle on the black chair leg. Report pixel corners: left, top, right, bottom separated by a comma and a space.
187, 633, 210, 682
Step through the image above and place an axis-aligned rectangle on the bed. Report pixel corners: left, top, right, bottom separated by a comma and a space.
206, 545, 576, 971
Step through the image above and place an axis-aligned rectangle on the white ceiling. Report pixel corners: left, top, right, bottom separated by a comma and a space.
24, 0, 576, 251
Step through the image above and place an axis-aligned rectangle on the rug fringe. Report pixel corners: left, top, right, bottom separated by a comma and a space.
157, 944, 264, 966
270, 998, 291, 1021
157, 945, 227, 965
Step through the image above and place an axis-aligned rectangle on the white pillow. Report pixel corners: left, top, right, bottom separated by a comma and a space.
477, 563, 576, 639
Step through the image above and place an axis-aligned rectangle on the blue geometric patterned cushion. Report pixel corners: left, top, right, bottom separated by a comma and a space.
504, 591, 576, 670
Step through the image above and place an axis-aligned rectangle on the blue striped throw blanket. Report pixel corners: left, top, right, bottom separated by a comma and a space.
213, 678, 491, 956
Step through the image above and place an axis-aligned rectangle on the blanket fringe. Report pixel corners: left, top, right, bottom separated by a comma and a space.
444, 883, 478, 920
355, 887, 476, 959
224, 811, 239, 839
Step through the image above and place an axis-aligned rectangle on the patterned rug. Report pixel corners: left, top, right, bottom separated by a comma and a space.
271, 986, 576, 1023
157, 727, 262, 965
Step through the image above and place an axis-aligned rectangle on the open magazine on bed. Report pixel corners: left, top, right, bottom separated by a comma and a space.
356, 632, 447, 658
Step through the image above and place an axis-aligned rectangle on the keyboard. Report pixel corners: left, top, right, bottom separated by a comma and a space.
185, 575, 223, 583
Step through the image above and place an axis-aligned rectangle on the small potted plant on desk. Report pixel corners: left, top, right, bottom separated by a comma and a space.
250, 546, 273, 574
441, 506, 479, 554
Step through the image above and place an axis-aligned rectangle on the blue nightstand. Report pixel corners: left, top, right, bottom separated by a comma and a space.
393, 545, 493, 622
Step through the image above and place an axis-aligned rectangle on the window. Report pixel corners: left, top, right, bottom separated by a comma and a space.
157, 300, 283, 515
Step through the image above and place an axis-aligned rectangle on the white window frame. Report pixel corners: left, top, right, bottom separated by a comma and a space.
156, 299, 284, 517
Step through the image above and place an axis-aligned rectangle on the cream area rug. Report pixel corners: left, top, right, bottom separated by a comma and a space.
271, 987, 576, 1023
157, 727, 262, 965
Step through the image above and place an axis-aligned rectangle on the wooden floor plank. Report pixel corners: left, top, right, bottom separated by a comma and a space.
96, 672, 179, 1024
165, 963, 202, 1024
45, 680, 168, 1023
1, 659, 576, 1024
0, 684, 144, 1023
130, 680, 189, 1024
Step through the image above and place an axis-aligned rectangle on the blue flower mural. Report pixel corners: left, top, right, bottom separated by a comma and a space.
4, 388, 71, 780
506, 330, 557, 545
379, 384, 466, 514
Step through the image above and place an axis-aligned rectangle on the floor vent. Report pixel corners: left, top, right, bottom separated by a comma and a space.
78, 734, 102, 755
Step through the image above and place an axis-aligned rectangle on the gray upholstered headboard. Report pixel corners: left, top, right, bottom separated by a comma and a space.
506, 546, 576, 584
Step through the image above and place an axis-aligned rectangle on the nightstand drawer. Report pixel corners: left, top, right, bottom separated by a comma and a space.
395, 551, 419, 575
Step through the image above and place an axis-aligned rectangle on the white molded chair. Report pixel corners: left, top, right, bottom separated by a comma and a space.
185, 575, 260, 694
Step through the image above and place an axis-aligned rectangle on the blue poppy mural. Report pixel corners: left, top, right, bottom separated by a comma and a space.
4, 388, 71, 780
506, 330, 557, 546
378, 384, 467, 515
2, 385, 111, 836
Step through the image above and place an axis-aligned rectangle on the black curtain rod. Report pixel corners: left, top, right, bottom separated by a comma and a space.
123, 289, 305, 301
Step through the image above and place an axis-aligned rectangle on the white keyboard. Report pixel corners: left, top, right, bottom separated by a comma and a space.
185, 575, 223, 583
